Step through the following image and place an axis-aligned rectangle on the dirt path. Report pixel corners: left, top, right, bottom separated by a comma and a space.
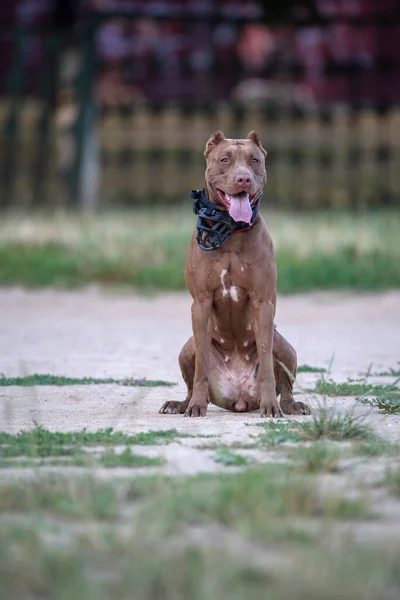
0, 287, 399, 468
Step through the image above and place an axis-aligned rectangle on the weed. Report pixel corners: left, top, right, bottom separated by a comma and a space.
214, 448, 251, 467
358, 393, 400, 414
0, 373, 175, 387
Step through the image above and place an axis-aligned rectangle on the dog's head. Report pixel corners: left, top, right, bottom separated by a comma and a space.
203, 130, 267, 223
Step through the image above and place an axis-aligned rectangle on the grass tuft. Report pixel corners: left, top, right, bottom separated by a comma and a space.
294, 405, 373, 442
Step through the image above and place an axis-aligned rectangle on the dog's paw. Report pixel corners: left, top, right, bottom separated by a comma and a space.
159, 401, 187, 415
259, 401, 284, 418
184, 403, 207, 418
293, 401, 311, 415
281, 400, 311, 416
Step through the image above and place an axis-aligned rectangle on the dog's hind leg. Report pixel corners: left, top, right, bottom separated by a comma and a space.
159, 337, 195, 414
273, 329, 310, 415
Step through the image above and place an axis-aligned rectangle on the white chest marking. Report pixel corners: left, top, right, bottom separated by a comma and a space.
243, 341, 248, 347
220, 269, 239, 302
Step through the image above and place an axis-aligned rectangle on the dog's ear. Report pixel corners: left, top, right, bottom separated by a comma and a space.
204, 130, 226, 157
247, 130, 267, 157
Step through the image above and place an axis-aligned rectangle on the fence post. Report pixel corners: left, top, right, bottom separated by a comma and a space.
72, 15, 99, 210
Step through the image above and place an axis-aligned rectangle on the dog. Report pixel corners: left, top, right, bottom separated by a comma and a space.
160, 130, 310, 418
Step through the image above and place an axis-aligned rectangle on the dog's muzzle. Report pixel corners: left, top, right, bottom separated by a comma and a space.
191, 189, 261, 252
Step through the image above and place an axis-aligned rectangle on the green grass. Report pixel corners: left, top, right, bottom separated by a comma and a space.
355, 439, 399, 457
0, 450, 164, 469
0, 466, 369, 527
0, 426, 192, 459
214, 448, 251, 466
291, 443, 341, 473
312, 378, 400, 397
139, 466, 369, 542
0, 523, 275, 600
0, 373, 175, 387
0, 209, 399, 292
0, 476, 121, 519
373, 363, 400, 377
2, 520, 400, 600
386, 468, 400, 497
255, 421, 302, 446
100, 447, 164, 468
297, 364, 326, 373
252, 407, 373, 444
0, 452, 383, 600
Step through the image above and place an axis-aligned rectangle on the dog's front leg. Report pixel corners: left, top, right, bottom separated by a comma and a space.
251, 298, 283, 418
184, 297, 212, 417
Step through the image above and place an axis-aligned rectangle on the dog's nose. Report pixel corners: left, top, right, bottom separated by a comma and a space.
235, 171, 253, 186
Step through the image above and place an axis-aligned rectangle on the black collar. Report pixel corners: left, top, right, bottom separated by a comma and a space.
191, 188, 261, 251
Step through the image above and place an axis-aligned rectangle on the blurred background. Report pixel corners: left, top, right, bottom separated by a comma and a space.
0, 0, 399, 292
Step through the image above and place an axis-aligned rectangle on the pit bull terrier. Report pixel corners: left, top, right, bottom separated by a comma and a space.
160, 130, 310, 418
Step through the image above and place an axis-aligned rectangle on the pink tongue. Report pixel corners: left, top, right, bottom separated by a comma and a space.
228, 194, 252, 223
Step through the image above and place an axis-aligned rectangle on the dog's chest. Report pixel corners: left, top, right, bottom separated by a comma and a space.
214, 266, 248, 306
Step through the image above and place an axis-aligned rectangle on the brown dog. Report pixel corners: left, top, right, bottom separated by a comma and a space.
160, 130, 310, 418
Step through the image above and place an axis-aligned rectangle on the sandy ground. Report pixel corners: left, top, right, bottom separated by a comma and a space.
0, 287, 400, 474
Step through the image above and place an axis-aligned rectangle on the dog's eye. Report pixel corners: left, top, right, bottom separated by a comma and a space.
252, 158, 259, 164
220, 157, 229, 163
